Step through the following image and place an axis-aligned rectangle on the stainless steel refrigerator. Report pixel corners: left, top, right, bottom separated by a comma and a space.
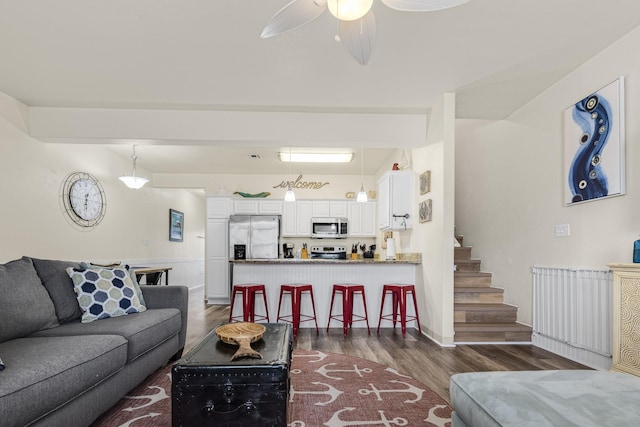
229, 215, 280, 260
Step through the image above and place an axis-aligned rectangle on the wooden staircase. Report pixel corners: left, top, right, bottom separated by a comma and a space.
454, 236, 532, 343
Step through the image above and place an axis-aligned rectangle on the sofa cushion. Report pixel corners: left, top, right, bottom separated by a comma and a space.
31, 308, 181, 363
66, 266, 146, 323
450, 370, 640, 427
0, 257, 59, 343
0, 335, 127, 427
30, 257, 83, 323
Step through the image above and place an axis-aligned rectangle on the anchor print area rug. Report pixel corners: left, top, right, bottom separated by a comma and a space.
91, 349, 452, 427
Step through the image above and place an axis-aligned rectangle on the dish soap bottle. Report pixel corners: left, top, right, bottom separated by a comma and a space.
634, 237, 640, 263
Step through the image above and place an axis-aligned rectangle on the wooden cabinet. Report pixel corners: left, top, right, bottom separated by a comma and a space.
205, 218, 230, 304
233, 199, 283, 215
312, 200, 347, 218
609, 263, 640, 376
377, 170, 414, 231
282, 201, 312, 237
348, 201, 376, 237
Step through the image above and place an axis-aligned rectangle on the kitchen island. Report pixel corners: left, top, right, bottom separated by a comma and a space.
230, 255, 421, 331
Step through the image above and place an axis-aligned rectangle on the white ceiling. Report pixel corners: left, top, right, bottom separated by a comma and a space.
2, 0, 640, 175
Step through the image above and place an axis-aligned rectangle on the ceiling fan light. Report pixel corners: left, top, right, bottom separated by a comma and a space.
327, 0, 373, 21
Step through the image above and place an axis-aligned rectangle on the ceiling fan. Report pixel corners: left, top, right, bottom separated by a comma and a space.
260, 0, 470, 65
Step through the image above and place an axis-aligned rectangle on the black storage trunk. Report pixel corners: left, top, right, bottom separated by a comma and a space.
172, 323, 292, 427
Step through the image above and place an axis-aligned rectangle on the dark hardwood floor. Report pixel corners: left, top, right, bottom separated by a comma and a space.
185, 293, 588, 404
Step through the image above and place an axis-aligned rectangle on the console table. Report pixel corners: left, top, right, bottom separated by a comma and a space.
131, 266, 172, 286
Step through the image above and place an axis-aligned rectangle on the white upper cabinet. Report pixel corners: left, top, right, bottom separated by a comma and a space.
348, 201, 377, 237
233, 199, 282, 215
258, 200, 283, 215
377, 170, 414, 231
312, 200, 347, 218
207, 197, 233, 218
282, 201, 312, 237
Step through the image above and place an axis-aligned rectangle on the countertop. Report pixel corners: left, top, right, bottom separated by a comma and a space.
230, 253, 421, 265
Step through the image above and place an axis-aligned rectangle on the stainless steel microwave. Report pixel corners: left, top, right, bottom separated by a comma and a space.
311, 217, 348, 239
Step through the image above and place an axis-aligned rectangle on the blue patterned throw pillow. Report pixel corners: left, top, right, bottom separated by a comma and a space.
80, 262, 146, 307
66, 266, 147, 323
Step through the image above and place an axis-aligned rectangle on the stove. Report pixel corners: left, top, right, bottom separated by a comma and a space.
310, 245, 347, 260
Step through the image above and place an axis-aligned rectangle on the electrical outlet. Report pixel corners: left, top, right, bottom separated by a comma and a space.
555, 224, 570, 237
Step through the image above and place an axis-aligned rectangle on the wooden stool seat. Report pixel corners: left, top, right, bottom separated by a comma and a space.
277, 283, 319, 337
229, 283, 269, 323
377, 284, 421, 338
327, 283, 370, 337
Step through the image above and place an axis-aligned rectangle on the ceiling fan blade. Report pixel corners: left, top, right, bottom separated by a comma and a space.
381, 0, 470, 12
261, 0, 328, 38
338, 11, 376, 65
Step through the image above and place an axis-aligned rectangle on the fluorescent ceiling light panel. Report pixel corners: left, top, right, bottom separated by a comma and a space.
279, 152, 353, 163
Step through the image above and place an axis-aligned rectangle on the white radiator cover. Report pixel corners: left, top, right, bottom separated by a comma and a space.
532, 266, 613, 370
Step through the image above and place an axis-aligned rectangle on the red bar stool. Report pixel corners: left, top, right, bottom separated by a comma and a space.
377, 284, 421, 338
277, 283, 319, 337
327, 283, 370, 337
229, 283, 270, 323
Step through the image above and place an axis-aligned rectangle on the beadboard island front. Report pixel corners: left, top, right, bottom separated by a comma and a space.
230, 257, 421, 330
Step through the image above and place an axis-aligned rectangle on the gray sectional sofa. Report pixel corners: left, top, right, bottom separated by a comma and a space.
0, 256, 189, 427
450, 370, 640, 426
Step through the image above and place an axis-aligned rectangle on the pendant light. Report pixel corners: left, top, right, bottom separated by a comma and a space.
119, 145, 149, 189
284, 146, 296, 201
357, 147, 368, 202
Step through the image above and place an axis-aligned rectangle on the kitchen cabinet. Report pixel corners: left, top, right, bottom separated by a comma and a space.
377, 170, 414, 231
348, 201, 377, 237
282, 201, 312, 237
206, 197, 232, 218
312, 200, 347, 218
233, 199, 283, 215
205, 218, 230, 304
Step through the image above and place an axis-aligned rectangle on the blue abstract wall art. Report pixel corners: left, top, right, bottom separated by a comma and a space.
564, 78, 625, 205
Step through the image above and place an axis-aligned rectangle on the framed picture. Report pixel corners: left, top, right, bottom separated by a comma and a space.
563, 77, 625, 205
169, 209, 184, 242
419, 199, 432, 223
419, 170, 431, 195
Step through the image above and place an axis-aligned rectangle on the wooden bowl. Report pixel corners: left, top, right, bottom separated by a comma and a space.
215, 322, 266, 361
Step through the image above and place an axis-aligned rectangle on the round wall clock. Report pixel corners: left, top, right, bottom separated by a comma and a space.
61, 172, 106, 229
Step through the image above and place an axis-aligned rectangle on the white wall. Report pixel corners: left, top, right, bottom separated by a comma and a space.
409, 94, 456, 345
369, 95, 456, 345
155, 172, 376, 200
0, 92, 205, 290
455, 26, 640, 325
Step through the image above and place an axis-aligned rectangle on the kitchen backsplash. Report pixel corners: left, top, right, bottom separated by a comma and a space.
280, 237, 375, 255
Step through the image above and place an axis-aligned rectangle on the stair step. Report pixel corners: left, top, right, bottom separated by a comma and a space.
455, 272, 492, 287
455, 235, 464, 246
454, 303, 517, 323
454, 322, 533, 342
455, 259, 481, 272
454, 247, 472, 260
454, 287, 504, 303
